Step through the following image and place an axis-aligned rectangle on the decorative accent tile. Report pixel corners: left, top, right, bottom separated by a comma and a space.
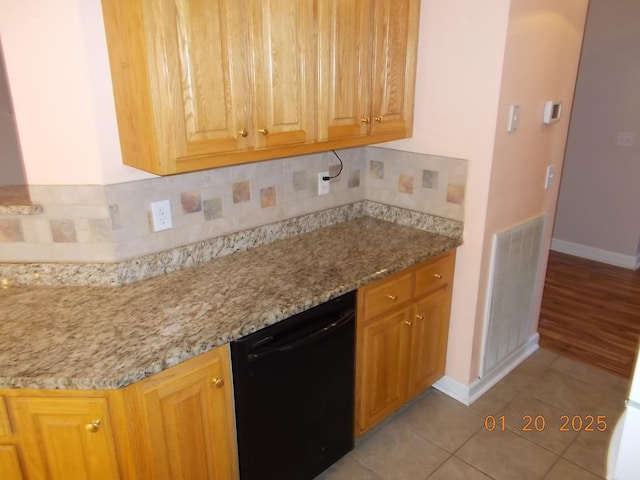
399, 174, 414, 194
89, 219, 113, 242
292, 171, 307, 192
260, 186, 277, 208
232, 181, 251, 204
181, 190, 202, 213
370, 160, 384, 179
447, 184, 466, 205
50, 219, 77, 243
109, 204, 121, 230
203, 198, 223, 221
423, 170, 439, 189
0, 219, 24, 242
329, 163, 342, 182
348, 170, 361, 188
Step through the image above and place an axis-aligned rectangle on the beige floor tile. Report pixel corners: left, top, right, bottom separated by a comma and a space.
396, 390, 484, 453
427, 456, 492, 480
456, 428, 558, 480
523, 369, 604, 414
543, 459, 602, 480
550, 356, 621, 391
497, 391, 579, 454
468, 380, 520, 418
518, 348, 559, 375
562, 427, 613, 477
351, 420, 449, 480
314, 454, 382, 480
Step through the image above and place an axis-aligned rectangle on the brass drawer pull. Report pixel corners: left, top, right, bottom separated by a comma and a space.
361, 116, 370, 125
85, 419, 101, 433
387, 294, 397, 301
212, 378, 224, 388
238, 129, 248, 138
433, 273, 444, 279
404, 320, 413, 326
374, 116, 382, 123
258, 128, 269, 136
416, 314, 425, 320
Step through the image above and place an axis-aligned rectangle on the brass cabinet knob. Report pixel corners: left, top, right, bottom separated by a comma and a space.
374, 116, 382, 123
404, 320, 413, 326
258, 128, 269, 136
238, 129, 248, 138
416, 314, 425, 320
85, 419, 101, 433
361, 117, 370, 125
433, 273, 444, 279
212, 378, 224, 388
387, 294, 397, 301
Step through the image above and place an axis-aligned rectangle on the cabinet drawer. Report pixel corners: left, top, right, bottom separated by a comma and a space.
362, 272, 413, 320
0, 396, 11, 437
414, 252, 455, 297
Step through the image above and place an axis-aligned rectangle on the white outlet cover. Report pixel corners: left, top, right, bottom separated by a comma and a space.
318, 172, 330, 195
151, 199, 172, 232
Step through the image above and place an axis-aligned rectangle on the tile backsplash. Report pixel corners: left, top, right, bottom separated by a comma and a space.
0, 147, 467, 263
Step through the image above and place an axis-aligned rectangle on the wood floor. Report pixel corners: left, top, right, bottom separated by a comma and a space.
538, 250, 640, 380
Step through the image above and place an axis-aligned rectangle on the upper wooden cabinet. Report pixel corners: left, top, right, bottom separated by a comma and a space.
101, 0, 420, 175
318, 0, 419, 142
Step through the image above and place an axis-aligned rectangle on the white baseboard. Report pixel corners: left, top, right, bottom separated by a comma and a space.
551, 238, 639, 270
433, 333, 540, 406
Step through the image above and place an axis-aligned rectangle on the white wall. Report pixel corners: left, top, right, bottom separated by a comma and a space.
553, 0, 640, 269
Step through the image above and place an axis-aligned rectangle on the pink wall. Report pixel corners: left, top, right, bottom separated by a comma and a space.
0, 0, 151, 185
553, 0, 640, 266
388, 0, 588, 384
473, 0, 589, 375
386, 0, 510, 383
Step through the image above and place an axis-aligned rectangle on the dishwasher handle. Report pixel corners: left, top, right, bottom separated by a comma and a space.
248, 310, 355, 363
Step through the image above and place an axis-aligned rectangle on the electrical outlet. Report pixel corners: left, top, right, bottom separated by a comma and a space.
151, 200, 172, 232
318, 172, 330, 195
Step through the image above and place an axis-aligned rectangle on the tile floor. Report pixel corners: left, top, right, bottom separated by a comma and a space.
316, 348, 630, 480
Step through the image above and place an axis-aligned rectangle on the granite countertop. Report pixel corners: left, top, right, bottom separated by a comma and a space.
0, 217, 461, 390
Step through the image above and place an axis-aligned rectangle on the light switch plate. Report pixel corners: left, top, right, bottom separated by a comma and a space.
507, 104, 520, 132
544, 165, 555, 190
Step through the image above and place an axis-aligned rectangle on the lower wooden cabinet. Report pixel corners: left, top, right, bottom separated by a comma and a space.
128, 345, 239, 480
355, 250, 455, 436
0, 344, 238, 480
8, 396, 121, 480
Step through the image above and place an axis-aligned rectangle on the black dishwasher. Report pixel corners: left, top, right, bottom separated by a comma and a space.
230, 291, 356, 480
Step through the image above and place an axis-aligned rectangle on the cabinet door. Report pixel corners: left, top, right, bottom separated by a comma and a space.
318, 0, 372, 141
406, 288, 452, 399
10, 397, 120, 480
370, 0, 420, 136
103, 0, 252, 173
357, 307, 412, 434
149, 0, 252, 159
133, 346, 238, 480
0, 446, 24, 480
248, 0, 315, 148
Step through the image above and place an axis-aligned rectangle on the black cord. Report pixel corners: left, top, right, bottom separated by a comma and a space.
322, 150, 344, 180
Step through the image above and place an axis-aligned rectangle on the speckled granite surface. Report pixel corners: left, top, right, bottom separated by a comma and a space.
0, 201, 460, 287
0, 216, 460, 390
